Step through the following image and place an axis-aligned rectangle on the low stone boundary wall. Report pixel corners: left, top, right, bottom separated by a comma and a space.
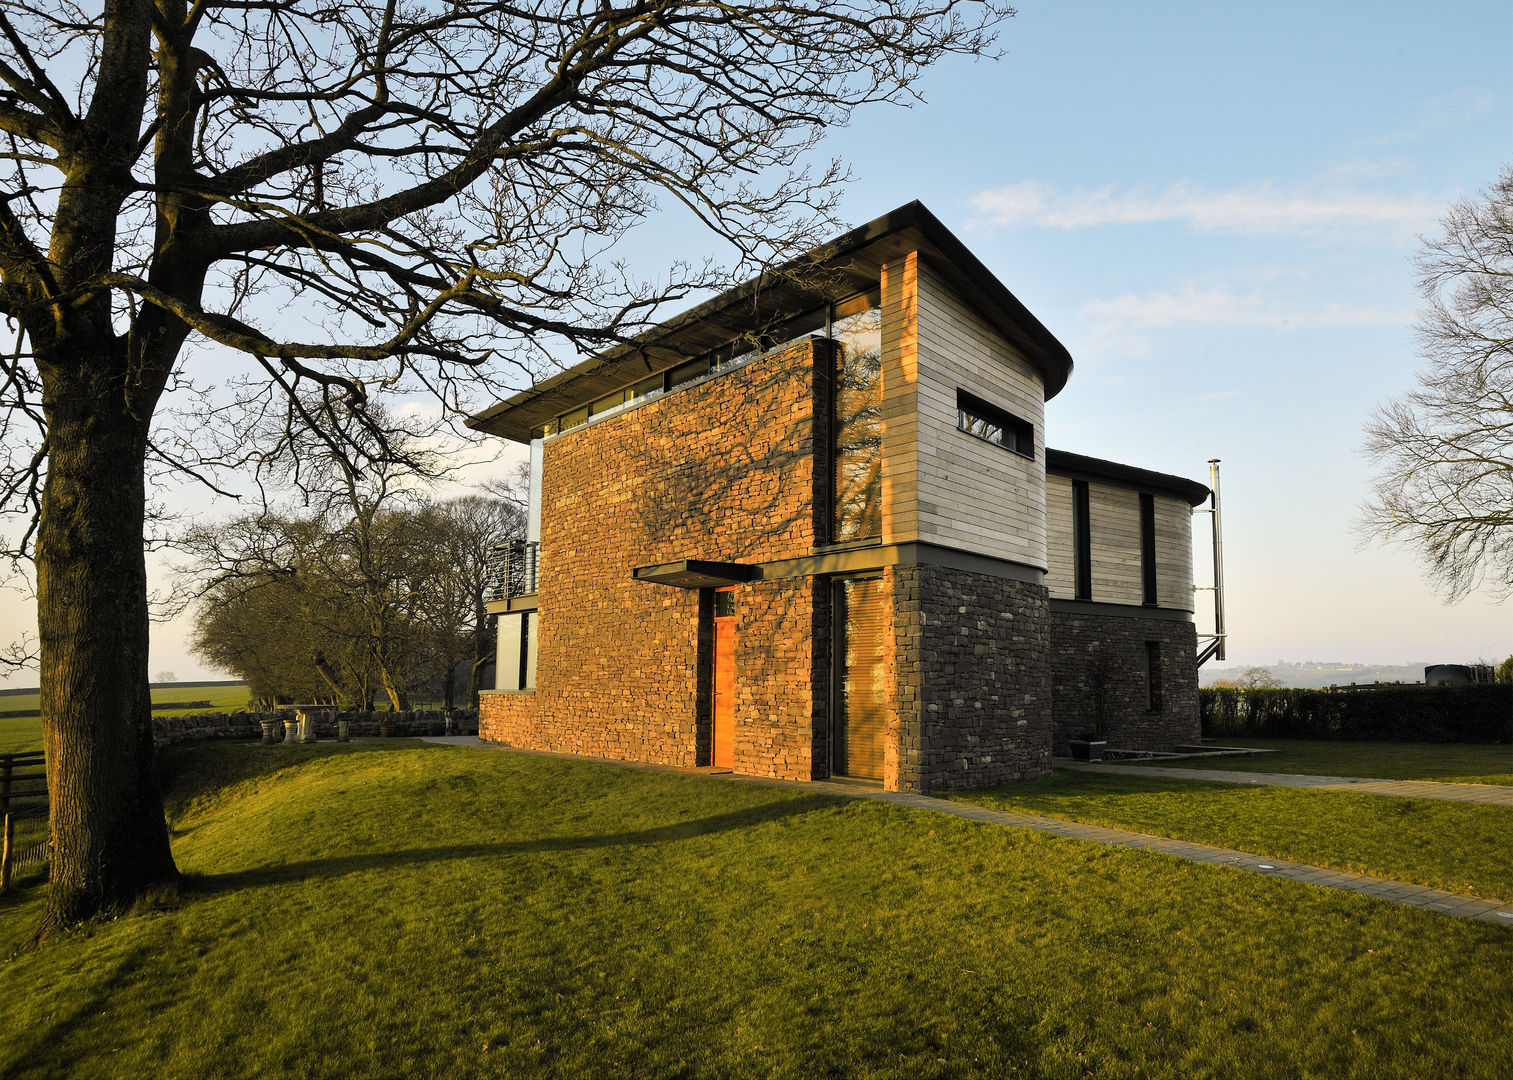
151, 709, 479, 748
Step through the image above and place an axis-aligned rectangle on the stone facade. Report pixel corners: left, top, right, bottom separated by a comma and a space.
893, 565, 1053, 791
473, 204, 1210, 794
479, 338, 828, 778
1047, 610, 1200, 755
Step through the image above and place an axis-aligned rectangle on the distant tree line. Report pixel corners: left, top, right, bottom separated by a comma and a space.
182, 453, 522, 712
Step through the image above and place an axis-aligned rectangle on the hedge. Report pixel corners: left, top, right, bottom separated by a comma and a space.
1200, 684, 1513, 743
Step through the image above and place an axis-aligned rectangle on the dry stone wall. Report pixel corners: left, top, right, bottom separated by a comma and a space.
894, 565, 1053, 792
151, 709, 476, 748
1047, 610, 1199, 755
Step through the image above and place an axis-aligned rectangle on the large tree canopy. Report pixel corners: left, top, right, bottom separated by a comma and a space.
0, 0, 1013, 935
1363, 165, 1513, 602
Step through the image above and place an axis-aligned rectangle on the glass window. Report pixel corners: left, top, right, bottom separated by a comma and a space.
834, 576, 888, 779
832, 289, 883, 543
1146, 641, 1163, 712
559, 405, 589, 432
956, 390, 1033, 458
668, 357, 710, 389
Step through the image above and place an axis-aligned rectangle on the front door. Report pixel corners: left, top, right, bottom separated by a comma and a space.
712, 588, 736, 768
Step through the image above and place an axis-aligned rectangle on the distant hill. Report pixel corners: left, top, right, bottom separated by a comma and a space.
1199, 662, 1443, 690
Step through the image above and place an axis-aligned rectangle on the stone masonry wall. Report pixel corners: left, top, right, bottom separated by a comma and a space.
893, 564, 1053, 792
480, 340, 826, 778
1047, 610, 1200, 755
152, 708, 475, 748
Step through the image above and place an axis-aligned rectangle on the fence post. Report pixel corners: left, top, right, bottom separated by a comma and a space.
1, 757, 11, 892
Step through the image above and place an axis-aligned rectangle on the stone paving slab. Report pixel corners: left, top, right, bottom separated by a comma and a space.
420, 737, 1513, 928
1058, 761, 1513, 806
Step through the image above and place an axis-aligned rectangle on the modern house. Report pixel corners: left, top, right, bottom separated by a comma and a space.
468, 202, 1210, 793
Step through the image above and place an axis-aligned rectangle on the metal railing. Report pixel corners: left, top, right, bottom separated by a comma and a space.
487, 539, 540, 601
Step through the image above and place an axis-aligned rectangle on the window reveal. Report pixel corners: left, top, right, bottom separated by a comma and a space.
956, 389, 1033, 458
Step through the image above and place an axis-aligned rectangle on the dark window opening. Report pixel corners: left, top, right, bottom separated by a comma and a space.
1139, 492, 1157, 606
1073, 480, 1092, 600
1146, 640, 1163, 712
956, 390, 1033, 458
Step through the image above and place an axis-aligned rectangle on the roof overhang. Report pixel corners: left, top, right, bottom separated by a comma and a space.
1046, 449, 1210, 507
632, 560, 758, 589
466, 201, 1075, 443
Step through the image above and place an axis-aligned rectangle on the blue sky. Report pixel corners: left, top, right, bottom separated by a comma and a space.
3, 0, 1509, 686
813, 0, 1511, 668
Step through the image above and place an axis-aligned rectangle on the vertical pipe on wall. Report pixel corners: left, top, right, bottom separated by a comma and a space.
1208, 459, 1226, 662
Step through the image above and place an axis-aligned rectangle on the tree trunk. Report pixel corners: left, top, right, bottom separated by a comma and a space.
33, 376, 179, 936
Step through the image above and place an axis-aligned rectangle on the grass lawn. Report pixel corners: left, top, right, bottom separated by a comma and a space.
2, 743, 1511, 1078
1148, 739, 1513, 785
0, 687, 252, 755
949, 771, 1513, 902
0, 715, 42, 755
1, 683, 250, 725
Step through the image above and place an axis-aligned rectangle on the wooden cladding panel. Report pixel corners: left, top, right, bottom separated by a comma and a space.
1044, 480, 1196, 609
1087, 485, 1143, 605
910, 259, 1047, 568
1154, 496, 1195, 610
1044, 475, 1077, 596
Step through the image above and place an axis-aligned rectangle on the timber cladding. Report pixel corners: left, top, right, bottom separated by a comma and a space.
480, 339, 826, 776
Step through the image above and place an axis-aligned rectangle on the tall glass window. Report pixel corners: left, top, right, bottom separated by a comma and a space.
832, 289, 883, 542
834, 576, 888, 779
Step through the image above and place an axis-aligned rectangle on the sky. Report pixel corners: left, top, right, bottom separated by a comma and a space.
2, 0, 1510, 686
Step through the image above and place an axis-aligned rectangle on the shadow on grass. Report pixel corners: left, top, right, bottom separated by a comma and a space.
186, 791, 844, 894
0, 940, 160, 1073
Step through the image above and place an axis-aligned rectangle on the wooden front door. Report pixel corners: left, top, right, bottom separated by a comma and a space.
712, 588, 736, 768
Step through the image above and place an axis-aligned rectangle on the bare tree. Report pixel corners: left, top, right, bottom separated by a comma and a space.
1, 0, 1013, 932
1363, 166, 1513, 601
412, 494, 525, 711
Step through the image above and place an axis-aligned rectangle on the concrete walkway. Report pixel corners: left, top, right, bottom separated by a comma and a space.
420, 737, 1513, 928
1058, 761, 1513, 806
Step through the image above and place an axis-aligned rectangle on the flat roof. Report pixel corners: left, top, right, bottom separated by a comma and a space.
467, 201, 1075, 442
1046, 449, 1211, 506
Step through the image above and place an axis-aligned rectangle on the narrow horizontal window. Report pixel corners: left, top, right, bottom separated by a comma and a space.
956, 390, 1033, 458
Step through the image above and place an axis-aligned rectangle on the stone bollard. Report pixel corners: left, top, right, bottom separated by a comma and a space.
282, 717, 300, 745
260, 719, 277, 745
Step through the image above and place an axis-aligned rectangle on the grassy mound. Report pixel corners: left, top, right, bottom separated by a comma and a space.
2, 741, 1510, 1078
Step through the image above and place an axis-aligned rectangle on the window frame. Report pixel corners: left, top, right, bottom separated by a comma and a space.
955, 389, 1034, 459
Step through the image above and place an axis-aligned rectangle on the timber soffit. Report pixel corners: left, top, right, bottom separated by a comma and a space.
1045, 449, 1210, 507
465, 202, 1076, 443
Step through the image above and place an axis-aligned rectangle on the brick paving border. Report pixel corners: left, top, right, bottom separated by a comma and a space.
421, 737, 1513, 928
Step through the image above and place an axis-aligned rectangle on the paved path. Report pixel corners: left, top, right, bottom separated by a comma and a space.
1058, 761, 1513, 806
420, 737, 1513, 928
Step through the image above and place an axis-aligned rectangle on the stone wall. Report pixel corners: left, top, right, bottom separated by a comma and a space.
1047, 609, 1199, 755
151, 709, 477, 749
480, 339, 827, 779
893, 564, 1053, 792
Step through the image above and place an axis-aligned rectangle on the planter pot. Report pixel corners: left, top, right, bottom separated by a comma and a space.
337, 719, 351, 743
1069, 739, 1107, 762
259, 720, 278, 746
379, 724, 395, 738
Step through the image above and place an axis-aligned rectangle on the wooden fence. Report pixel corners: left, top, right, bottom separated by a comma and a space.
1, 750, 47, 890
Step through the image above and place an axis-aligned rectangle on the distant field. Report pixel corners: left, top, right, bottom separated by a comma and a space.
0, 685, 250, 752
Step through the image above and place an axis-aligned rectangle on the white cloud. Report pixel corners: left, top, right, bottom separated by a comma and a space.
1078, 284, 1404, 333
967, 181, 1442, 238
